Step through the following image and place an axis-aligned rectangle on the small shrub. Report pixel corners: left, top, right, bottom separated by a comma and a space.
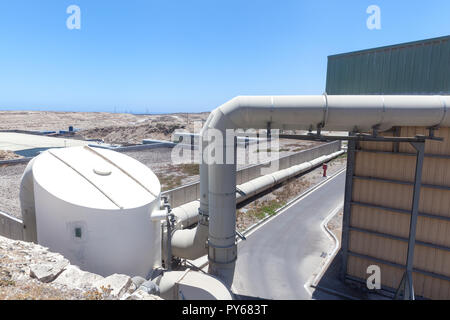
179, 163, 200, 176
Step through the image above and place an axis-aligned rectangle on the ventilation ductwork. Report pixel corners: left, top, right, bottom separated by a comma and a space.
202, 94, 450, 286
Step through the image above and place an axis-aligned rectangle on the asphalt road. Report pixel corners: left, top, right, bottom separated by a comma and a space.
232, 170, 346, 300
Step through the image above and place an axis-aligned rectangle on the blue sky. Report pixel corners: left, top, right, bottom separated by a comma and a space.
0, 0, 449, 114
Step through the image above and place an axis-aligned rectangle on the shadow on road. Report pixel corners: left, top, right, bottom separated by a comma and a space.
311, 250, 367, 300
233, 293, 269, 300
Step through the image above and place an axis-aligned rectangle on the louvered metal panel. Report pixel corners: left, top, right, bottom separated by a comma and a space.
343, 127, 450, 299
326, 36, 450, 95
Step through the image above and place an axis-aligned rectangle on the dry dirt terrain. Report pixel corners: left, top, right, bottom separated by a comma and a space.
0, 111, 210, 145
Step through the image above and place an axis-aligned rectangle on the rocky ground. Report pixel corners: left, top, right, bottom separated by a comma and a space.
0, 235, 161, 300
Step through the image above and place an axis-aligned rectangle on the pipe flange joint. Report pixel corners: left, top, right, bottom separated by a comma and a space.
198, 208, 209, 225
207, 241, 237, 265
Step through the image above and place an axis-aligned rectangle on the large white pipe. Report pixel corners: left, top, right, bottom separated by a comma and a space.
203, 94, 450, 286
165, 129, 211, 262
171, 200, 201, 229
236, 150, 344, 203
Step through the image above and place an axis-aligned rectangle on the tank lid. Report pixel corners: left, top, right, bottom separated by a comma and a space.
32, 146, 161, 210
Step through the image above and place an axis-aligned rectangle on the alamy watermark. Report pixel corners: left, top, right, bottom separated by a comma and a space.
367, 5, 381, 30
367, 265, 381, 290
170, 121, 281, 173
66, 5, 81, 30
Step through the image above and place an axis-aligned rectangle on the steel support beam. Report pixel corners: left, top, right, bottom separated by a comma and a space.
348, 250, 450, 283
349, 226, 450, 253
340, 136, 356, 281
352, 200, 450, 223
355, 149, 450, 160
353, 175, 450, 191
279, 134, 441, 143
395, 142, 425, 300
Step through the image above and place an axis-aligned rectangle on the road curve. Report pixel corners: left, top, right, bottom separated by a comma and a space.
232, 170, 346, 300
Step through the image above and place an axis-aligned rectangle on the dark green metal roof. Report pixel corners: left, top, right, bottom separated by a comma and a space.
326, 35, 450, 95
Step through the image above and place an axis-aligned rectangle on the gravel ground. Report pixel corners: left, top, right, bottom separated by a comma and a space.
0, 163, 26, 218
327, 209, 344, 243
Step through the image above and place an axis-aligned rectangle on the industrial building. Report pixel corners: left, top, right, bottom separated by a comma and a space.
329, 36, 450, 299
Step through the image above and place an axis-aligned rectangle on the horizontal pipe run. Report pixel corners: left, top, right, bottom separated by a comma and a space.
236, 151, 344, 203
171, 201, 201, 229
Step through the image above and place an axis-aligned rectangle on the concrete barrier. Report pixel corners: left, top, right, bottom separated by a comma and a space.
0, 157, 34, 166
0, 211, 24, 241
93, 142, 176, 152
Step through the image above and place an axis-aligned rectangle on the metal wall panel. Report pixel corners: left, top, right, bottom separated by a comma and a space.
350, 205, 411, 239
355, 152, 450, 188
326, 36, 450, 95
344, 126, 450, 299
347, 255, 450, 299
350, 205, 450, 248
352, 179, 450, 218
349, 231, 407, 265
347, 255, 404, 290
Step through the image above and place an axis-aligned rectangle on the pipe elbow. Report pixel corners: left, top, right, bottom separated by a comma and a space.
171, 222, 208, 260
206, 99, 242, 132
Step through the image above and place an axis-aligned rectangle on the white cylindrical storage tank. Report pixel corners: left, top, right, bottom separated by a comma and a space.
32, 146, 162, 278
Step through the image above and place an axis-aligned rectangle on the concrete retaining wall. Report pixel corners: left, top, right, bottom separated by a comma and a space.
0, 211, 24, 241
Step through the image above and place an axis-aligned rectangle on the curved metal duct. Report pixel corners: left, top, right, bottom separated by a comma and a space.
203, 94, 450, 286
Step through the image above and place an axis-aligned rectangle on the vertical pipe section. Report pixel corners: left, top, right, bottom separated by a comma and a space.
207, 127, 237, 286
